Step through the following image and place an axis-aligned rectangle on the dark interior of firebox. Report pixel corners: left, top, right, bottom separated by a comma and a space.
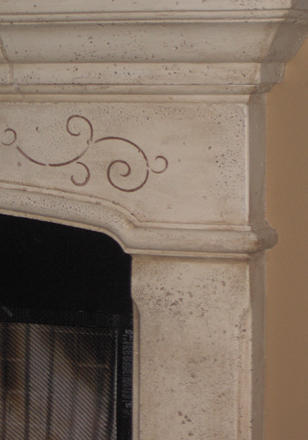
0, 214, 132, 440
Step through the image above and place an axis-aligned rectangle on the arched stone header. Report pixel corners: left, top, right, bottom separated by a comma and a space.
0, 98, 277, 259
0, 186, 277, 258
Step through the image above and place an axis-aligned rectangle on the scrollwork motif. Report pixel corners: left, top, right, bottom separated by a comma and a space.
2, 128, 17, 147
1, 115, 168, 192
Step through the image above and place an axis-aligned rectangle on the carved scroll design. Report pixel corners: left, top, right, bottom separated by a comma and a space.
1, 115, 168, 192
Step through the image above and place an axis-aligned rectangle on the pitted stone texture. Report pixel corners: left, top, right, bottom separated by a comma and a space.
0, 101, 247, 226
0, 1, 300, 14
1, 2, 307, 69
132, 256, 262, 440
0, 22, 286, 64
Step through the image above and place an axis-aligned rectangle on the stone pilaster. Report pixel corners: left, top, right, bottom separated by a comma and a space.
0, 1, 307, 439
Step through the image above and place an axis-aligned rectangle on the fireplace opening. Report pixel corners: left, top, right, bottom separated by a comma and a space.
0, 214, 133, 440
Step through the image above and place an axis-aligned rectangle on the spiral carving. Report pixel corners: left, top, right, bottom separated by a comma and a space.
151, 156, 169, 174
66, 115, 93, 144
71, 162, 90, 187
2, 128, 17, 147
107, 160, 150, 192
1, 115, 168, 192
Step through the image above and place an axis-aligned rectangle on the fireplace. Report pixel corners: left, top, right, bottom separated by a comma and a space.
0, 1, 307, 439
0, 215, 133, 439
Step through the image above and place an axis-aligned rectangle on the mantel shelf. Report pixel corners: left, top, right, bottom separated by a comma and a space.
0, 2, 305, 439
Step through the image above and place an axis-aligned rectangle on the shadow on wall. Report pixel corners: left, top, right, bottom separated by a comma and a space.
266, 37, 308, 440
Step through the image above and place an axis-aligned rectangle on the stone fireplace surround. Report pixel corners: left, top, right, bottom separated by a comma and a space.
0, 1, 307, 439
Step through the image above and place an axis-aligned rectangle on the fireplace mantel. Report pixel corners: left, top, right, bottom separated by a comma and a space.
0, 1, 307, 439
0, 1, 307, 97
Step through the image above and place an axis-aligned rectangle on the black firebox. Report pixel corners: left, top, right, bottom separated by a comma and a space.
0, 214, 133, 440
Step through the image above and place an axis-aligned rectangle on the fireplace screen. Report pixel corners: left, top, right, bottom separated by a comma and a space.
0, 310, 132, 440
0, 214, 133, 440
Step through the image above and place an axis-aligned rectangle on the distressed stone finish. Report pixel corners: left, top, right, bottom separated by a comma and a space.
132, 255, 265, 440
0, 101, 247, 225
0, 1, 307, 440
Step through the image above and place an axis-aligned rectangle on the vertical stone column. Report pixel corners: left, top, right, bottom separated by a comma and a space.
132, 252, 265, 440
0, 2, 307, 440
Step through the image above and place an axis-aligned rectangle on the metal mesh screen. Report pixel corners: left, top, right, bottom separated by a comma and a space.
0, 318, 125, 440
0, 215, 133, 440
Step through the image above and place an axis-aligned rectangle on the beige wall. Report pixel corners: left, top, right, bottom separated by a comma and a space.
266, 37, 308, 440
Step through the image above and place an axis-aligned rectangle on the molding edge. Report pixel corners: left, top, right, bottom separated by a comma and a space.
0, 63, 285, 96
0, 186, 277, 258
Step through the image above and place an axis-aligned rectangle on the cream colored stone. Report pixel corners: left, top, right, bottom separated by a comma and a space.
0, 189, 277, 257
0, 63, 285, 95
0, 100, 247, 225
0, 96, 273, 227
0, 1, 302, 15
0, 2, 306, 440
0, 1, 307, 96
132, 255, 265, 440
